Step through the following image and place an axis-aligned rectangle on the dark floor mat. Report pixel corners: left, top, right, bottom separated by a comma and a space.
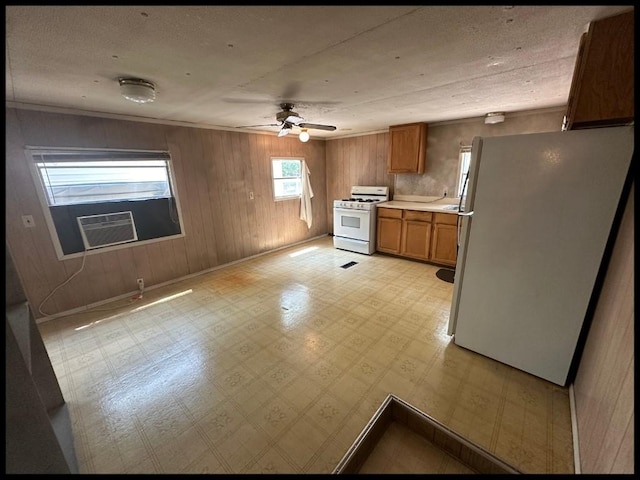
435, 268, 455, 283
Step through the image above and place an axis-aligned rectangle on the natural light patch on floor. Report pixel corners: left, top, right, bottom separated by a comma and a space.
74, 288, 195, 330
288, 246, 319, 258
130, 289, 193, 312
74, 318, 109, 331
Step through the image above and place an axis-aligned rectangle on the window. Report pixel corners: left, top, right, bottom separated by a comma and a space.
271, 158, 302, 200
457, 147, 472, 197
36, 157, 171, 206
27, 148, 184, 258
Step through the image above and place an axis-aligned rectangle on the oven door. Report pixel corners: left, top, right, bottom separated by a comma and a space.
333, 207, 371, 241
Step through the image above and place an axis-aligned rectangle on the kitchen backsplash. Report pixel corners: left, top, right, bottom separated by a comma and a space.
394, 166, 458, 198
394, 108, 565, 198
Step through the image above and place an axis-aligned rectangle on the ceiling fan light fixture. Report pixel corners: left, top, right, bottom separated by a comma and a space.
240, 104, 335, 137
484, 112, 505, 124
119, 77, 156, 103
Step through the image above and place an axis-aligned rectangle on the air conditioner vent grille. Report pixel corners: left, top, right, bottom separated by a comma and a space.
77, 211, 138, 250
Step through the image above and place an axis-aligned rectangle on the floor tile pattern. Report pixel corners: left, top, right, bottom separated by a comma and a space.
38, 236, 574, 474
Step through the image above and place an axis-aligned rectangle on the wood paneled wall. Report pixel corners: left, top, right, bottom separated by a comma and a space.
5, 108, 327, 318
325, 133, 393, 233
573, 183, 634, 473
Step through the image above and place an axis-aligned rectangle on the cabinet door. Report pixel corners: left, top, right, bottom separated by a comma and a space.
401, 220, 431, 260
387, 123, 427, 174
377, 217, 402, 254
431, 223, 458, 266
563, 32, 588, 131
565, 10, 634, 129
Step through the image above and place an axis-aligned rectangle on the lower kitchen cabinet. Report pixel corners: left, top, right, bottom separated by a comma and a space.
376, 208, 403, 254
401, 211, 432, 261
430, 213, 458, 267
377, 208, 457, 266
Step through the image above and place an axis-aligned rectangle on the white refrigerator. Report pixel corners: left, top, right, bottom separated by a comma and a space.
447, 126, 634, 386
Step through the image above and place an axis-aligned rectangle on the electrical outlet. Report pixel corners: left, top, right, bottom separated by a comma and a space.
137, 278, 144, 290
249, 191, 254, 200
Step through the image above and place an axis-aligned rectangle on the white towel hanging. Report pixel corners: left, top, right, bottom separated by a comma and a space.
300, 160, 314, 229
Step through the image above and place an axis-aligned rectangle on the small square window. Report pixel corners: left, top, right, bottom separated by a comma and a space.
272, 158, 302, 200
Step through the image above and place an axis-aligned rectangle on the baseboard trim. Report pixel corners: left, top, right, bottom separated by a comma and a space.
569, 383, 581, 474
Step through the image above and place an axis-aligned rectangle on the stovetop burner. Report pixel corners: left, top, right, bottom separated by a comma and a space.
334, 186, 390, 212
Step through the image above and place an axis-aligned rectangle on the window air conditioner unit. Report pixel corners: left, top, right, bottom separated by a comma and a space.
77, 211, 138, 250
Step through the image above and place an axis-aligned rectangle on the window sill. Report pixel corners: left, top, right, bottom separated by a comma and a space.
274, 195, 302, 202
56, 233, 185, 261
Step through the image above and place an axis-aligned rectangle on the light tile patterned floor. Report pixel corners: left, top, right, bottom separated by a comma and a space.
37, 236, 574, 474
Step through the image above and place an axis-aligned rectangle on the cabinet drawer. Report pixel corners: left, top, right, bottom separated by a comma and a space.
433, 212, 458, 225
403, 210, 432, 222
377, 207, 403, 219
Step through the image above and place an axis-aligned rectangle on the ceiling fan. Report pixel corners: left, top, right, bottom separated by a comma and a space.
238, 103, 336, 137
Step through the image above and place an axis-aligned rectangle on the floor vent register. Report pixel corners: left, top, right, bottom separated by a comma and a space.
340, 261, 358, 269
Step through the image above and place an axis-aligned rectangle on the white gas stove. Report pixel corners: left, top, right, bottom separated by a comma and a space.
333, 186, 389, 254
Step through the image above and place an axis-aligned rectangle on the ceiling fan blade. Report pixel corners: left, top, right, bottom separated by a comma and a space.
298, 123, 336, 131
236, 123, 280, 128
284, 114, 305, 124
277, 124, 292, 137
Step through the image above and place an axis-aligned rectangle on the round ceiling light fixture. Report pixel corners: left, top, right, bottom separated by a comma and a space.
299, 129, 310, 142
118, 77, 156, 103
484, 112, 505, 124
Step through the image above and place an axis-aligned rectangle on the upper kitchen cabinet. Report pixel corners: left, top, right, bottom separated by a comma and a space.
564, 9, 634, 130
387, 122, 428, 174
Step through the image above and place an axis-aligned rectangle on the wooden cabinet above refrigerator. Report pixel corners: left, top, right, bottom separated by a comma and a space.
564, 9, 634, 130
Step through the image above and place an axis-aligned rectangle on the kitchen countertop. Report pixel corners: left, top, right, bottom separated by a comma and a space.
378, 195, 461, 213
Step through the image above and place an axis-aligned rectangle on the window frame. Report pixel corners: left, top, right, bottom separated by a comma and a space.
271, 157, 303, 201
25, 146, 186, 260
457, 146, 472, 197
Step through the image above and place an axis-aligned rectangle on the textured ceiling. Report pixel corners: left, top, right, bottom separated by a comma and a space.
5, 5, 633, 139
